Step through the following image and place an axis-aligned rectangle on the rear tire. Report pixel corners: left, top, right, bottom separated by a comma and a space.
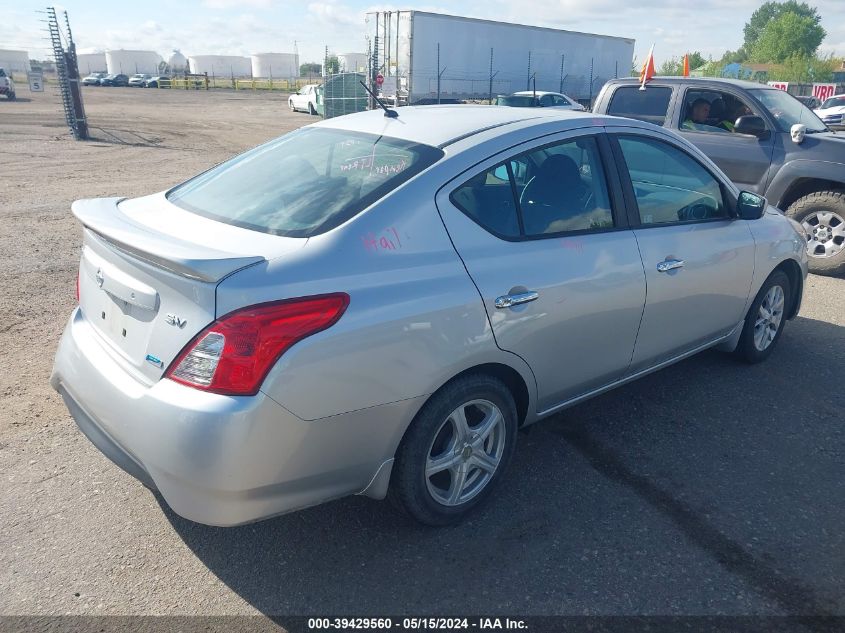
7, 92, 15, 101
308, 102, 317, 115
735, 270, 791, 364
388, 374, 518, 526
786, 191, 845, 276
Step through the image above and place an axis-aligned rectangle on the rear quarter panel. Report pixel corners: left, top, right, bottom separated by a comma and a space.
215, 163, 537, 422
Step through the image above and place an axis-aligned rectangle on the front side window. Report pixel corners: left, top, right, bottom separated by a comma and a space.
616, 135, 729, 225
167, 128, 443, 237
681, 89, 758, 135
451, 136, 615, 238
606, 86, 673, 126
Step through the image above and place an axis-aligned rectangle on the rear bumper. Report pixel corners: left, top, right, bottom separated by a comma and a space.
51, 308, 420, 526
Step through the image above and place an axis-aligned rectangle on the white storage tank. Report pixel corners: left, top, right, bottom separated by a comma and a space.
188, 55, 252, 77
105, 49, 161, 74
0, 49, 30, 74
338, 53, 368, 73
251, 53, 299, 79
76, 52, 107, 74
168, 50, 188, 74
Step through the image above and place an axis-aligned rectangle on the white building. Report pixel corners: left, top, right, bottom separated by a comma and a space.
251, 53, 299, 79
338, 53, 368, 73
105, 50, 162, 75
0, 49, 30, 74
188, 55, 251, 77
76, 52, 107, 74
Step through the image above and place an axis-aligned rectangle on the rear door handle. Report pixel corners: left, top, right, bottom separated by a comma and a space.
495, 291, 539, 308
657, 259, 685, 273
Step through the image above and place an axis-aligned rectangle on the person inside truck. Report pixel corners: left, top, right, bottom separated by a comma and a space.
682, 98, 728, 133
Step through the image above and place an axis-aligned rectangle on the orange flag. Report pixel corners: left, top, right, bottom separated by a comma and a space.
639, 44, 655, 90
682, 54, 690, 77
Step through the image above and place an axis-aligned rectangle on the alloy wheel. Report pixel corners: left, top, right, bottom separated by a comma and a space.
802, 210, 845, 258
425, 399, 506, 507
753, 285, 785, 351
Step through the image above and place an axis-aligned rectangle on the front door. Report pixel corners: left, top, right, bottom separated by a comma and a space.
436, 132, 646, 411
610, 131, 756, 371
676, 86, 775, 193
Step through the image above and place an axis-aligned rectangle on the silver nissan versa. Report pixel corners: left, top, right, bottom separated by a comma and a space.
51, 105, 808, 526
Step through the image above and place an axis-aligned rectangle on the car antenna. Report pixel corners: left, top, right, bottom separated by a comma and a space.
360, 80, 399, 118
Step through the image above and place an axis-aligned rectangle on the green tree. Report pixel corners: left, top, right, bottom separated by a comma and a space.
658, 52, 707, 75
743, 1, 822, 52
750, 11, 826, 62
325, 56, 340, 74
300, 62, 322, 77
768, 52, 836, 82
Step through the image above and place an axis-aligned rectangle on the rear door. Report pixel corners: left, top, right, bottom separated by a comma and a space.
608, 128, 755, 371
436, 131, 646, 412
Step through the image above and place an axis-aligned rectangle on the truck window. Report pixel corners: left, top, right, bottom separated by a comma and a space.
607, 86, 673, 126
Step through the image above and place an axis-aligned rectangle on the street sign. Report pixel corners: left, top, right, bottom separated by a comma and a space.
375, 73, 384, 86
27, 71, 44, 92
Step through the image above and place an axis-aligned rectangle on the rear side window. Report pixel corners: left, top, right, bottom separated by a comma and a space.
167, 128, 443, 238
607, 86, 673, 126
451, 136, 615, 238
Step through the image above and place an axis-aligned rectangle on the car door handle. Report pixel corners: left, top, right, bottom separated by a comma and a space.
656, 259, 685, 273
494, 291, 539, 308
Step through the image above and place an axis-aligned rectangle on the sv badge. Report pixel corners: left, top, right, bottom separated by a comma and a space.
165, 314, 187, 328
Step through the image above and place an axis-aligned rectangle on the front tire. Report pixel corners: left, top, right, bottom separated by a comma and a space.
388, 374, 518, 526
308, 102, 317, 115
7, 92, 15, 101
786, 191, 845, 276
735, 270, 791, 364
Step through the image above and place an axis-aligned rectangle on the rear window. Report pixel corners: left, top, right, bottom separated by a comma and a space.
167, 127, 443, 237
607, 86, 673, 125
496, 95, 537, 107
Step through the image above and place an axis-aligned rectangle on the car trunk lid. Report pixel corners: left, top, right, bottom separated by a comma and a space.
73, 194, 306, 384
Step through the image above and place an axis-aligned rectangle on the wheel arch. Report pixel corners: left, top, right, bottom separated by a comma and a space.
774, 176, 845, 211
773, 258, 803, 320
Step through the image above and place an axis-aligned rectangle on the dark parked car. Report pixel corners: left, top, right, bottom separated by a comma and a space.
795, 95, 821, 109
82, 72, 107, 86
99, 74, 129, 87
594, 77, 845, 275
144, 76, 171, 88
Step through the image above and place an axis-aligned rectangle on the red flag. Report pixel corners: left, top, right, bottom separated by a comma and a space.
639, 44, 655, 90
682, 54, 690, 77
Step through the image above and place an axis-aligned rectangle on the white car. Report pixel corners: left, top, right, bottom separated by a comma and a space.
497, 91, 585, 111
814, 95, 845, 130
289, 84, 319, 115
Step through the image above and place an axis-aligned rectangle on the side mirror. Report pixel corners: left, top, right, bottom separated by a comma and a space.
737, 191, 767, 220
734, 115, 770, 139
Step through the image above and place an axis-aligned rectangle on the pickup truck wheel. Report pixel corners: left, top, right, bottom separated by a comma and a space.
388, 374, 517, 526
308, 102, 317, 115
7, 92, 15, 101
786, 191, 845, 276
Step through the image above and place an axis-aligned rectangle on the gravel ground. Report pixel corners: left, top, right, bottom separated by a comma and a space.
0, 87, 842, 623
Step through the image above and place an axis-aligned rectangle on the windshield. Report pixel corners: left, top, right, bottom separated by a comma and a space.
749, 89, 827, 132
167, 128, 443, 237
496, 95, 537, 107
821, 96, 845, 109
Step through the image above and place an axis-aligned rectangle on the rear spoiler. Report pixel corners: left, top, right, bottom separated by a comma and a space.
71, 197, 265, 283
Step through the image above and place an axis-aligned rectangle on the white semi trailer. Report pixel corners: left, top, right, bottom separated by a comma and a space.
365, 11, 634, 105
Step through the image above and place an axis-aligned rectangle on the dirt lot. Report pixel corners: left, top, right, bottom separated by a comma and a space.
1, 86, 843, 623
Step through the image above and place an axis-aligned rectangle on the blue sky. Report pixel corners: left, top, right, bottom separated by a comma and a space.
5, 0, 845, 68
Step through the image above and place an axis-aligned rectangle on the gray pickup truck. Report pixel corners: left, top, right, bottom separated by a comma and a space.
593, 77, 845, 275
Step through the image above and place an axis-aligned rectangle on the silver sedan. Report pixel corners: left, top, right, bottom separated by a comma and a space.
51, 105, 808, 527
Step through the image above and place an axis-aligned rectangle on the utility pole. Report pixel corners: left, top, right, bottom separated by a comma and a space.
488, 47, 497, 105
436, 43, 440, 104
588, 57, 594, 105
526, 51, 532, 91
559, 54, 565, 93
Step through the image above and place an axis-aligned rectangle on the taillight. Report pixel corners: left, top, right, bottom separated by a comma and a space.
165, 293, 349, 396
